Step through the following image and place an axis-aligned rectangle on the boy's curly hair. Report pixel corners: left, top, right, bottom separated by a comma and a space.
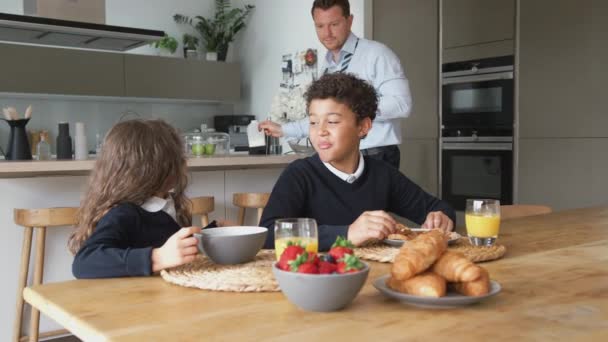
304, 72, 378, 122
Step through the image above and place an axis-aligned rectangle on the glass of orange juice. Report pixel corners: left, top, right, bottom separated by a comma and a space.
274, 218, 318, 260
465, 199, 501, 246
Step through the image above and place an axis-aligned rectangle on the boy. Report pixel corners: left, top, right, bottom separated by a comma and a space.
260, 73, 455, 251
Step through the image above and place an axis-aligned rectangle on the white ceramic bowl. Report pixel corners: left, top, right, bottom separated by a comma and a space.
194, 226, 267, 264
272, 262, 370, 312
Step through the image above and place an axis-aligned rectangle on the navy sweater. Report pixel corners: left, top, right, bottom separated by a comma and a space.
72, 203, 180, 278
260, 154, 456, 251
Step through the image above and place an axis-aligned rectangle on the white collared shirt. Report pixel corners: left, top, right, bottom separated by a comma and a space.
140, 195, 177, 223
323, 153, 365, 184
283, 33, 412, 150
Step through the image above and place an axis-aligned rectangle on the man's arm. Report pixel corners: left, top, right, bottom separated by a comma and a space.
371, 46, 413, 121
280, 117, 309, 139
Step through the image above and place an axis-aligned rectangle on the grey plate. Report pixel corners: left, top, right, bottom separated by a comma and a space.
383, 229, 460, 247
373, 275, 501, 309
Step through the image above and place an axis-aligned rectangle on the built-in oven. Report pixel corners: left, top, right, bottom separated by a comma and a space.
441, 136, 513, 211
442, 56, 514, 131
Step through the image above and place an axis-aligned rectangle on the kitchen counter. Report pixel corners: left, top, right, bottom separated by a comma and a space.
0, 154, 302, 178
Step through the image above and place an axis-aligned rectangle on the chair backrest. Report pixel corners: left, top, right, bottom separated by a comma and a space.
233, 193, 270, 209
233, 193, 270, 225
14, 207, 78, 228
500, 205, 552, 220
189, 196, 214, 227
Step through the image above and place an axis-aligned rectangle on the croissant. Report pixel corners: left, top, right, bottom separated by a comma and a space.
431, 251, 482, 282
451, 267, 490, 296
386, 271, 446, 297
391, 229, 447, 281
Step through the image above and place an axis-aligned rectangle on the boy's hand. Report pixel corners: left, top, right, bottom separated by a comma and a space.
152, 226, 201, 272
347, 211, 397, 246
421, 211, 454, 232
258, 120, 284, 137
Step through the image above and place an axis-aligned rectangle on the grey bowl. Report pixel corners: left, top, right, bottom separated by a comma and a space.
194, 226, 267, 265
272, 262, 370, 312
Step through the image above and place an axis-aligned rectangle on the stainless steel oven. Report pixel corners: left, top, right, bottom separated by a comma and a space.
442, 56, 514, 131
441, 136, 513, 211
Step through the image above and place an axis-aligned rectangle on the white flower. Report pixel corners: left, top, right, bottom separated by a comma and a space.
270, 85, 308, 123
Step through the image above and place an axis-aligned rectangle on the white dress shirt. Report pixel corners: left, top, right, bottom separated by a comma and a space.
140, 195, 177, 223
282, 33, 412, 150
323, 153, 365, 184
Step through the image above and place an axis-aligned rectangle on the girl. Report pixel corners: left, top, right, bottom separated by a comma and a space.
69, 119, 208, 278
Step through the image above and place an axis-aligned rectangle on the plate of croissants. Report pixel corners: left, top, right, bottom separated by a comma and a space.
374, 229, 501, 308
384, 224, 461, 247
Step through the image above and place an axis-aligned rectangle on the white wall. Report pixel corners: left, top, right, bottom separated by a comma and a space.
233, 0, 368, 118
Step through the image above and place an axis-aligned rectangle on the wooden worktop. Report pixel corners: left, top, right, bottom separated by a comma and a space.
23, 207, 608, 341
0, 154, 301, 178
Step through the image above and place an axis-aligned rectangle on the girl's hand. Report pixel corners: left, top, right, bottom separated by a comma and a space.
152, 226, 201, 272
347, 210, 397, 246
421, 211, 454, 232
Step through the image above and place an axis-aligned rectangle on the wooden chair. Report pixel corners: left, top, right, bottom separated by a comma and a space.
233, 193, 270, 226
501, 205, 552, 220
14, 207, 78, 342
189, 196, 215, 226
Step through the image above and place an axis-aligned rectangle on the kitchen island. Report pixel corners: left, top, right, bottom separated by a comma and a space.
22, 206, 608, 341
0, 153, 302, 341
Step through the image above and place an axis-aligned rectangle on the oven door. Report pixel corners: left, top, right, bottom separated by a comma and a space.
441, 142, 513, 211
442, 72, 514, 129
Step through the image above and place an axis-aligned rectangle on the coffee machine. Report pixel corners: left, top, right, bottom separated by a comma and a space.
214, 115, 255, 151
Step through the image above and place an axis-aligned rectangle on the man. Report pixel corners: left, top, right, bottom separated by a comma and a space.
260, 73, 454, 251
259, 0, 411, 169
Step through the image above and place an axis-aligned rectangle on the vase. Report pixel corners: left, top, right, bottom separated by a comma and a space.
217, 42, 229, 61
206, 52, 218, 61
3, 118, 32, 160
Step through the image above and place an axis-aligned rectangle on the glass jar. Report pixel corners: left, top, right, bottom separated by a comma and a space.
203, 132, 230, 155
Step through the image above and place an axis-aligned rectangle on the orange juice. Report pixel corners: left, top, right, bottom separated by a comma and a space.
275, 237, 318, 260
465, 214, 501, 238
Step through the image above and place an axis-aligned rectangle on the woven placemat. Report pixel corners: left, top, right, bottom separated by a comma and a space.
355, 238, 506, 263
160, 250, 279, 292
355, 244, 399, 263
448, 237, 507, 262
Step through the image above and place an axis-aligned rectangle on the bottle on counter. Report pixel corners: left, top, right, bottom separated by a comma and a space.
56, 122, 73, 160
36, 131, 51, 160
74, 122, 88, 160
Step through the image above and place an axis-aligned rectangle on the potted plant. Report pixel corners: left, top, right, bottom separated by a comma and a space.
151, 34, 178, 56
183, 33, 200, 59
174, 0, 255, 62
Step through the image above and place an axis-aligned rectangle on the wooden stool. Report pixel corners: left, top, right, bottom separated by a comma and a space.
233, 193, 270, 226
501, 205, 552, 220
14, 207, 78, 342
189, 196, 214, 226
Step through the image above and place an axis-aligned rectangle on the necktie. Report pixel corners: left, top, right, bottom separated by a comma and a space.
340, 52, 353, 73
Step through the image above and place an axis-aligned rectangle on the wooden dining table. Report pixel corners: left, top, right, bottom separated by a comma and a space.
24, 206, 608, 341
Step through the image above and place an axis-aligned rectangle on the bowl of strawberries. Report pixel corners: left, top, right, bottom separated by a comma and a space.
272, 236, 369, 312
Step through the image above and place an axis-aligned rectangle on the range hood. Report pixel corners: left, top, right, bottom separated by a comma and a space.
0, 12, 164, 51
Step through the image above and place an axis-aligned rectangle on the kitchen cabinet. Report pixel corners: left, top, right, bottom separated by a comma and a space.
442, 0, 515, 63
124, 55, 240, 101
519, 0, 606, 138
517, 0, 607, 211
374, 0, 440, 194
0, 43, 241, 102
0, 42, 124, 96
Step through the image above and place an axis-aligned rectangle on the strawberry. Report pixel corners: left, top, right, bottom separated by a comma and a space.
318, 261, 338, 274
278, 243, 305, 271
297, 262, 319, 274
336, 254, 365, 274
306, 251, 320, 266
328, 236, 355, 261
289, 252, 319, 274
